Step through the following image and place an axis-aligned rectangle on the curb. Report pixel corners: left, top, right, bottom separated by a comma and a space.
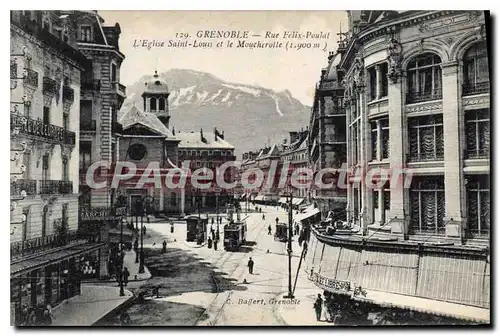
92, 290, 136, 326
183, 241, 207, 249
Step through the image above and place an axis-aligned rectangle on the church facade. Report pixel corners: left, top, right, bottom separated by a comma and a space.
117, 71, 236, 216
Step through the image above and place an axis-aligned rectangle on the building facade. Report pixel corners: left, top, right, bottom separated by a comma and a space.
280, 130, 309, 199
305, 10, 490, 317
10, 10, 105, 324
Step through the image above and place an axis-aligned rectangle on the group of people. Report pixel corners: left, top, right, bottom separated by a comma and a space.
18, 304, 55, 326
207, 226, 220, 250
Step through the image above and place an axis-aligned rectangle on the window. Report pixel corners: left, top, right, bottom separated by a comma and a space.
62, 204, 68, 228
63, 114, 69, 131
79, 186, 91, 209
159, 98, 165, 111
465, 109, 490, 159
111, 63, 117, 82
43, 106, 50, 124
466, 175, 490, 237
406, 53, 442, 104
79, 142, 91, 173
127, 143, 147, 161
463, 42, 489, 95
22, 208, 29, 241
42, 206, 48, 237
150, 98, 157, 111
22, 151, 31, 179
368, 67, 377, 101
367, 63, 388, 101
80, 25, 92, 42
62, 158, 69, 181
410, 177, 445, 235
408, 114, 444, 162
370, 118, 389, 161
42, 155, 49, 180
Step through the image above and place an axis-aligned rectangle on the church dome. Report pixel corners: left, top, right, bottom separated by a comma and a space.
143, 70, 169, 95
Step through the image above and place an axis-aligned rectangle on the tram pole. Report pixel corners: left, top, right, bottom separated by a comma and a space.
284, 193, 294, 299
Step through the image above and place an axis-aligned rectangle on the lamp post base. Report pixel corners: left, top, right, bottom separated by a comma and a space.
283, 294, 295, 299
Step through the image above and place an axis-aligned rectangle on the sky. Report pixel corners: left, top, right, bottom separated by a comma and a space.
99, 10, 348, 105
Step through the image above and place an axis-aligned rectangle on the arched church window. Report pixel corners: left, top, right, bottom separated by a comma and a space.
159, 97, 165, 111
150, 98, 157, 111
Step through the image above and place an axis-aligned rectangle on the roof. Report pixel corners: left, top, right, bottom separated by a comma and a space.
326, 52, 342, 81
119, 105, 174, 137
176, 131, 234, 149
143, 70, 169, 95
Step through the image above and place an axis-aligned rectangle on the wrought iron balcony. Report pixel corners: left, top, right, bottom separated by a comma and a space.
408, 152, 444, 162
11, 113, 76, 145
462, 81, 490, 96
466, 148, 489, 159
63, 85, 74, 102
24, 68, 38, 88
11, 179, 37, 196
39, 180, 73, 195
43, 76, 57, 95
81, 79, 101, 91
80, 119, 97, 131
406, 88, 442, 104
11, 231, 91, 260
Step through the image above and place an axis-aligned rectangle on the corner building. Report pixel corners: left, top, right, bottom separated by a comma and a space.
306, 10, 490, 320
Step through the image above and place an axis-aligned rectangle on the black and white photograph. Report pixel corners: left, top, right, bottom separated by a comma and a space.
8, 9, 491, 327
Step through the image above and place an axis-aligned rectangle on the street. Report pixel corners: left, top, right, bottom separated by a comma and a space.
98, 204, 314, 326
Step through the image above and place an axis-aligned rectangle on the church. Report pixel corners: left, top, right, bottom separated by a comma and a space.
117, 71, 236, 216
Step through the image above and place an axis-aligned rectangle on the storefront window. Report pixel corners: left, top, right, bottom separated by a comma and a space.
410, 177, 445, 235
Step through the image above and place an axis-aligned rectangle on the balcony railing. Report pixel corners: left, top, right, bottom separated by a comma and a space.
11, 179, 37, 196
406, 88, 442, 104
63, 85, 74, 102
11, 113, 76, 145
11, 231, 91, 260
81, 79, 101, 91
462, 82, 490, 96
466, 148, 489, 160
40, 180, 73, 195
408, 152, 444, 162
42, 76, 57, 95
24, 68, 39, 88
112, 82, 126, 97
80, 119, 97, 131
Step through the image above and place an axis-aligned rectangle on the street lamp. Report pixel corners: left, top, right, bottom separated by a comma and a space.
119, 217, 125, 296
133, 195, 154, 273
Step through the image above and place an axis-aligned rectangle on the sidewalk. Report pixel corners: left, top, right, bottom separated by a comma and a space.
274, 271, 331, 326
51, 285, 134, 326
123, 249, 152, 282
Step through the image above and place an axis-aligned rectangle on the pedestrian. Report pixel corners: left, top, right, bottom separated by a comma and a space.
213, 238, 218, 251
208, 236, 213, 249
268, 225, 272, 235
122, 267, 130, 287
247, 257, 254, 274
314, 294, 323, 321
120, 312, 131, 325
295, 223, 299, 235
262, 214, 265, 220
162, 240, 167, 253
133, 239, 138, 252
275, 217, 279, 225
43, 304, 54, 325
212, 217, 214, 225
170, 222, 174, 233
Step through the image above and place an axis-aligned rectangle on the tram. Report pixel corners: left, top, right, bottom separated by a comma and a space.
274, 223, 288, 242
223, 204, 247, 251
186, 215, 208, 244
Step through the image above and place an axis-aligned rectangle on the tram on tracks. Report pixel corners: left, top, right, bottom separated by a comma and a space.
274, 223, 288, 242
223, 204, 247, 251
186, 215, 208, 244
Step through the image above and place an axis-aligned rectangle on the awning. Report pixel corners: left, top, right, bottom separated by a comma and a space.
295, 208, 320, 222
11, 242, 106, 276
278, 197, 287, 204
353, 289, 490, 323
292, 198, 305, 205
254, 195, 264, 201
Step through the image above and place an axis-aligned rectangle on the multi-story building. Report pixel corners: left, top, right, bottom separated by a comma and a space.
305, 10, 490, 321
279, 129, 309, 200
10, 10, 105, 324
72, 10, 128, 278
308, 50, 348, 216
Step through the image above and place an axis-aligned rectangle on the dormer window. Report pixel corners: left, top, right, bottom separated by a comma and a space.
80, 25, 92, 42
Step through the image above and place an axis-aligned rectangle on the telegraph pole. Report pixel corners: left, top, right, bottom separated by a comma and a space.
284, 193, 294, 299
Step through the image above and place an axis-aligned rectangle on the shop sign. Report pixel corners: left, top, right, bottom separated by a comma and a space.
80, 206, 127, 221
312, 273, 352, 293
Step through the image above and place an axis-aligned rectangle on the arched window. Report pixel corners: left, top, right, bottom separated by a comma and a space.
406, 53, 442, 104
463, 42, 489, 96
150, 97, 157, 111
159, 97, 165, 111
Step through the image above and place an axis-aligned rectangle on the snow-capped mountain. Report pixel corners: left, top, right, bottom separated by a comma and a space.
120, 69, 311, 157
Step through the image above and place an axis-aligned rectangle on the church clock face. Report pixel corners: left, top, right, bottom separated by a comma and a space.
128, 143, 148, 161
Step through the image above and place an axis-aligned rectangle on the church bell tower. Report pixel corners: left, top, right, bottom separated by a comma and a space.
141, 70, 170, 128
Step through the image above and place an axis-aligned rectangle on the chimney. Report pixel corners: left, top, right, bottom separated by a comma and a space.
200, 128, 203, 142
214, 127, 217, 140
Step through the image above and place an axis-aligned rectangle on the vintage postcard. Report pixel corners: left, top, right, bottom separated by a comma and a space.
10, 10, 490, 326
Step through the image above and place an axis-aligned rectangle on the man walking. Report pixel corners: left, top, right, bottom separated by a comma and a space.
268, 224, 272, 235
122, 267, 130, 287
314, 294, 323, 321
247, 257, 254, 274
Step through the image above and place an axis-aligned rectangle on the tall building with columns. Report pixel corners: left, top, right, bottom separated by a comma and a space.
305, 11, 490, 317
